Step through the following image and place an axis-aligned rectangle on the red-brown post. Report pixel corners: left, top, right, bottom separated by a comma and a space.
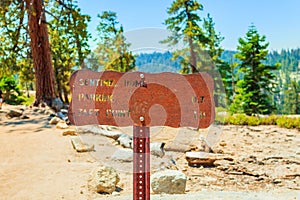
133, 124, 150, 200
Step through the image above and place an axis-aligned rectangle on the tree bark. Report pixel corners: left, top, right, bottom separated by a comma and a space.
25, 0, 56, 106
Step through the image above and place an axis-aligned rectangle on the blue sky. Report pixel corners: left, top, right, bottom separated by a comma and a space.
78, 0, 300, 52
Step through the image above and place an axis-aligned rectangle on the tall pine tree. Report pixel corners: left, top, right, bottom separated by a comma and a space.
161, 0, 208, 74
95, 11, 135, 72
230, 25, 279, 115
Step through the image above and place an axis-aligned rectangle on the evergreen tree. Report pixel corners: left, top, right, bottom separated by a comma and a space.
25, 0, 57, 105
162, 0, 208, 74
48, 1, 91, 103
0, 0, 91, 105
203, 14, 233, 107
162, 0, 233, 108
0, 1, 29, 76
230, 25, 279, 115
95, 11, 135, 72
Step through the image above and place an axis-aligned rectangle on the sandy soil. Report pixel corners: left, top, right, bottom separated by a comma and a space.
0, 104, 299, 200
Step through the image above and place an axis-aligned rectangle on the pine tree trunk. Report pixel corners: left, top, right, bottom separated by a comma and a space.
185, 2, 198, 74
25, 0, 56, 106
188, 38, 198, 73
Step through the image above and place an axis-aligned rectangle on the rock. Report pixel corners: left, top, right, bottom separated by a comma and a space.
6, 109, 23, 118
88, 166, 120, 194
51, 98, 63, 112
20, 115, 30, 119
185, 152, 233, 167
57, 111, 67, 121
56, 121, 69, 129
198, 136, 213, 153
100, 130, 122, 140
150, 142, 165, 158
49, 116, 63, 125
62, 129, 77, 136
219, 140, 227, 147
273, 179, 282, 184
76, 125, 122, 139
60, 109, 69, 115
151, 170, 187, 194
112, 191, 120, 196
164, 143, 191, 152
185, 152, 217, 167
112, 149, 133, 162
117, 133, 132, 148
70, 136, 95, 152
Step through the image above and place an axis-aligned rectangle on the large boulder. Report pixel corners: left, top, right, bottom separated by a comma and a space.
88, 166, 120, 194
150, 170, 187, 194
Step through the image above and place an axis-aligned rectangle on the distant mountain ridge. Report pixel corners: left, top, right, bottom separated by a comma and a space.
135, 51, 181, 73
135, 49, 300, 73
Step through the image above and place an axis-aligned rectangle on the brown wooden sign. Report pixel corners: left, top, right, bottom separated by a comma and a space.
68, 70, 215, 129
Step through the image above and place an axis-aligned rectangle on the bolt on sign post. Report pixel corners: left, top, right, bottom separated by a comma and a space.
68, 70, 215, 200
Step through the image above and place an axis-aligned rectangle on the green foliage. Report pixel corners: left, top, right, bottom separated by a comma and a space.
0, 75, 27, 105
47, 1, 91, 103
225, 114, 248, 125
259, 115, 278, 125
162, 1, 231, 109
94, 11, 135, 72
230, 25, 279, 115
224, 114, 300, 129
276, 116, 300, 129
282, 80, 300, 114
162, 0, 207, 73
4, 93, 26, 105
49, 1, 91, 68
0, 1, 29, 77
247, 116, 261, 126
0, 75, 20, 95
0, 0, 91, 104
22, 94, 35, 106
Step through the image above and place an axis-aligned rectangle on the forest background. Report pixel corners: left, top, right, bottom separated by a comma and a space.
0, 0, 299, 120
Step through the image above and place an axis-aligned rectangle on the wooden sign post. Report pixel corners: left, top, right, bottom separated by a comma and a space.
68, 70, 215, 200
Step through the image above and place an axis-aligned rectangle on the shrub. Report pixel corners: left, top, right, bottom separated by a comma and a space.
225, 114, 248, 125
276, 117, 300, 129
4, 94, 26, 105
224, 114, 299, 129
247, 116, 260, 126
260, 115, 278, 125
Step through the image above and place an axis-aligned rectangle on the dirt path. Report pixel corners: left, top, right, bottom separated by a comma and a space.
0, 105, 299, 199
0, 105, 98, 200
